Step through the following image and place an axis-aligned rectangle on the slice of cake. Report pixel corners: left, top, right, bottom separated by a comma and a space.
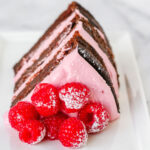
9, 1, 120, 147
12, 2, 119, 121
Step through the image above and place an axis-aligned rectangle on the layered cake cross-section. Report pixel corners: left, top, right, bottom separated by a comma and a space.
12, 1, 119, 121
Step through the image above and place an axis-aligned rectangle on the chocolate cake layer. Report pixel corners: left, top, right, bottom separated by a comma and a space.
77, 36, 119, 112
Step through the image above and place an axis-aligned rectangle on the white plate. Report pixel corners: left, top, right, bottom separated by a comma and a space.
0, 31, 150, 150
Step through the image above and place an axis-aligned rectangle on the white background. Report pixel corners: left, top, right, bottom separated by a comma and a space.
0, 0, 150, 110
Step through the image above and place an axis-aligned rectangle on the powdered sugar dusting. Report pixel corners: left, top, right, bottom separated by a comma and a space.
36, 102, 55, 109
35, 94, 57, 109
33, 83, 45, 94
33, 84, 57, 109
59, 86, 89, 110
31, 127, 46, 145
88, 110, 110, 133
16, 114, 22, 121
71, 122, 88, 148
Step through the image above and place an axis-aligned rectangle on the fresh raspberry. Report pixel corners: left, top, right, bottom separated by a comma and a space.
78, 103, 110, 133
19, 120, 46, 144
59, 117, 88, 148
31, 83, 59, 117
8, 101, 39, 131
42, 112, 68, 140
59, 82, 90, 113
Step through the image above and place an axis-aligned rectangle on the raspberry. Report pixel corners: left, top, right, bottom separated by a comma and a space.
59, 82, 90, 113
78, 103, 110, 133
19, 120, 46, 144
42, 112, 68, 140
8, 101, 39, 131
31, 83, 59, 117
59, 117, 88, 148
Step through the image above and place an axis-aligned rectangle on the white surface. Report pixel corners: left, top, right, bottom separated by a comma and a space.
0, 32, 150, 150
